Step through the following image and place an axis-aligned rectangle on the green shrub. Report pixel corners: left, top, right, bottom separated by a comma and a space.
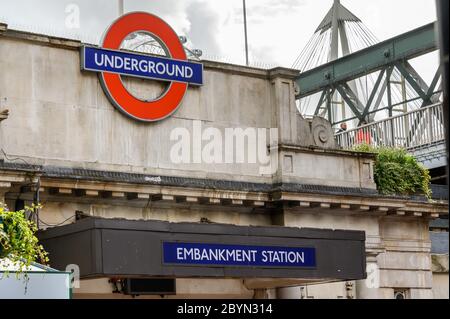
0, 205, 49, 275
353, 144, 432, 198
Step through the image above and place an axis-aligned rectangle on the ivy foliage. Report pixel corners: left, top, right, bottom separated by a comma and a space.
0, 205, 49, 275
353, 144, 432, 198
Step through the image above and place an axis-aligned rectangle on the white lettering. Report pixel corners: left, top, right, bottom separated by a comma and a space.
202, 127, 223, 164
185, 66, 193, 79
185, 248, 193, 260
261, 251, 268, 262
131, 59, 139, 71
242, 250, 251, 262
123, 57, 131, 70
260, 250, 306, 264
194, 248, 201, 260
201, 249, 209, 260
94, 53, 103, 66
91, 51, 198, 84
175, 65, 184, 77
209, 249, 218, 261
225, 128, 257, 164
177, 248, 184, 260
148, 61, 156, 73
156, 62, 166, 74
217, 249, 225, 261
114, 56, 123, 69
138, 60, 148, 72
104, 55, 114, 68
235, 250, 242, 262
170, 128, 191, 164
166, 64, 175, 76
226, 250, 235, 261
272, 251, 281, 263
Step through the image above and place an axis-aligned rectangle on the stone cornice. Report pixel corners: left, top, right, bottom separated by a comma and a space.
268, 67, 300, 80
1, 162, 448, 218
279, 144, 377, 159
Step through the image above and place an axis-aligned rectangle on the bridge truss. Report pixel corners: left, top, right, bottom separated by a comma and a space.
293, 1, 442, 129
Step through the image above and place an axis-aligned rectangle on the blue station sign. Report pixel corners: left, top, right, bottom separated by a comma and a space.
163, 242, 316, 268
81, 46, 203, 86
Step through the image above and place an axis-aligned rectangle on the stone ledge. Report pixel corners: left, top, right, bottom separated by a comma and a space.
279, 144, 377, 159
0, 161, 376, 196
3, 29, 81, 49
1, 162, 448, 217
378, 269, 433, 289
0, 26, 291, 79
268, 67, 300, 80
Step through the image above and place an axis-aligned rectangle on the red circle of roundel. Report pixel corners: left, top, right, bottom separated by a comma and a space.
100, 12, 188, 122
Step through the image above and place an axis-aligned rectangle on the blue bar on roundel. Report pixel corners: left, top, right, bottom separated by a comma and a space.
163, 242, 316, 268
81, 46, 203, 86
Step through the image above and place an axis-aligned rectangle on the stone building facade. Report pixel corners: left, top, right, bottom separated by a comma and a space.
0, 23, 448, 299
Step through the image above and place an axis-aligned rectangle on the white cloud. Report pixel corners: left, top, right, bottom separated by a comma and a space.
0, 0, 438, 69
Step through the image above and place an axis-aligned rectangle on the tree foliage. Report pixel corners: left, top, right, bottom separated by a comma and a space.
0, 205, 49, 275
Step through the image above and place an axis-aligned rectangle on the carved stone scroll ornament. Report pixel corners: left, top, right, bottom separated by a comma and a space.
311, 116, 336, 149
294, 114, 336, 149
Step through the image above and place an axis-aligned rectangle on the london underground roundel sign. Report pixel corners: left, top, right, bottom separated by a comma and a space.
81, 12, 203, 122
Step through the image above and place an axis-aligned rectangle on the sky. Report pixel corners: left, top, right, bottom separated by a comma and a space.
0, 0, 439, 76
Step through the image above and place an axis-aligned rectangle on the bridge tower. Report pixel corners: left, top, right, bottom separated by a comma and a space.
318, 0, 361, 125
293, 0, 442, 130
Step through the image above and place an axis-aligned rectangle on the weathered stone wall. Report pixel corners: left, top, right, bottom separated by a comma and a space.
0, 28, 446, 299
279, 212, 435, 299
0, 36, 272, 180
0, 32, 373, 189
432, 272, 449, 299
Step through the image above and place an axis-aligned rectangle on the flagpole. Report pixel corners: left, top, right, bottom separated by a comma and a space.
118, 0, 124, 16
243, 0, 249, 66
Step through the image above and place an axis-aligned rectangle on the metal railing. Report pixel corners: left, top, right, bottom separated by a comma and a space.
336, 103, 445, 150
